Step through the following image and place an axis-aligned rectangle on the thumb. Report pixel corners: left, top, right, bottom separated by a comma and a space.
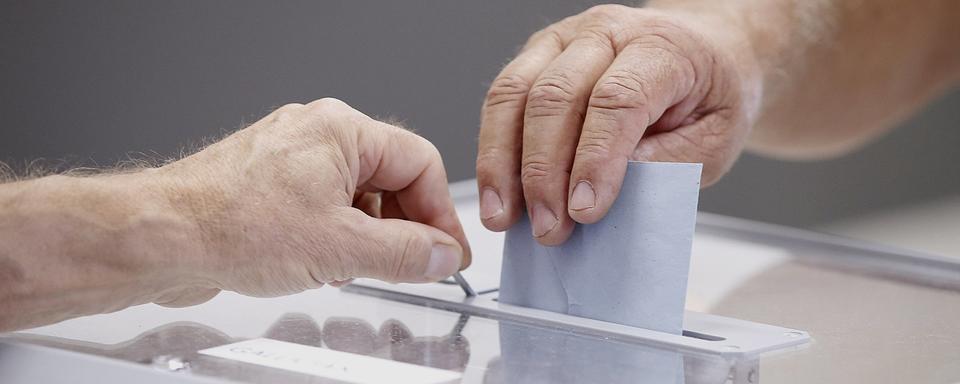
341, 209, 464, 283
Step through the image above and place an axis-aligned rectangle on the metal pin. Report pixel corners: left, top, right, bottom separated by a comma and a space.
452, 272, 477, 297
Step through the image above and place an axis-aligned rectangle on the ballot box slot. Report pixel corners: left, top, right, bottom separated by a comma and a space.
342, 282, 811, 360
681, 330, 726, 342
490, 294, 724, 341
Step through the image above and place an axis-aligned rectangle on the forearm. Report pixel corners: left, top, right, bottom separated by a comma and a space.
0, 171, 206, 331
649, 0, 960, 159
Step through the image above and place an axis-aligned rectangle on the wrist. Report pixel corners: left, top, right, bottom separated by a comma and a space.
84, 171, 212, 312
0, 172, 210, 329
143, 166, 226, 293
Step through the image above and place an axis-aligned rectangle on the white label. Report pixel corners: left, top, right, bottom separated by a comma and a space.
199, 338, 461, 384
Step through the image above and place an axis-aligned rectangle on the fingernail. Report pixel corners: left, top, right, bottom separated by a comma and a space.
425, 244, 462, 281
570, 181, 596, 211
531, 203, 558, 238
480, 188, 504, 220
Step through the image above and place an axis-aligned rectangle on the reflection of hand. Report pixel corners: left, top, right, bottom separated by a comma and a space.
323, 317, 471, 371
7, 322, 233, 363
156, 98, 471, 305
10, 313, 470, 377
477, 5, 758, 245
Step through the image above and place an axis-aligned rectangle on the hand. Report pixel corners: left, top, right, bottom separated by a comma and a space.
322, 317, 470, 371
476, 5, 760, 245
155, 98, 470, 304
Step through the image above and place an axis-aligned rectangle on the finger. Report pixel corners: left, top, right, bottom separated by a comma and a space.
477, 25, 569, 232
322, 317, 379, 354
339, 209, 463, 283
633, 111, 743, 187
380, 191, 407, 220
378, 319, 413, 344
346, 115, 472, 269
568, 41, 697, 224
264, 313, 323, 345
354, 192, 382, 218
520, 34, 615, 245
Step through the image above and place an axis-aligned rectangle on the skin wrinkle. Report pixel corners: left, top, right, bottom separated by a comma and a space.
337, 127, 363, 199
520, 154, 561, 186
160, 168, 230, 283
292, 223, 338, 285
577, 129, 620, 159
597, 72, 650, 99
323, 214, 362, 281
360, 125, 389, 189
484, 75, 534, 109
405, 159, 440, 219
527, 73, 582, 111
389, 230, 417, 283
591, 73, 654, 117
574, 28, 621, 55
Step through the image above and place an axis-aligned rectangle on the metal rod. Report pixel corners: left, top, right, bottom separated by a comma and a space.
452, 272, 477, 297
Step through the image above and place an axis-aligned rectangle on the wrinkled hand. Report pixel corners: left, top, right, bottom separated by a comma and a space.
477, 5, 759, 245
156, 98, 470, 304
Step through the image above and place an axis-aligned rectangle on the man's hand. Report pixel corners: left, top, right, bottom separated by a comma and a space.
0, 98, 470, 330
159, 98, 471, 302
477, 5, 760, 245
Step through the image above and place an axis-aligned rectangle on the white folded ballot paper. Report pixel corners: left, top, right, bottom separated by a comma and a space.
499, 161, 702, 334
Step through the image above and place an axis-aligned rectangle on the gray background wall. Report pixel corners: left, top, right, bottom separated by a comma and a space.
1, 0, 957, 227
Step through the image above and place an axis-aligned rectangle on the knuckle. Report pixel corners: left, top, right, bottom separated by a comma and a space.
382, 122, 408, 137
475, 161, 496, 180
520, 152, 557, 186
573, 6, 631, 49
476, 147, 511, 173
403, 129, 441, 159
632, 25, 702, 80
577, 130, 619, 160
591, 70, 652, 111
485, 74, 532, 109
305, 97, 350, 114
635, 18, 693, 47
526, 73, 579, 117
640, 32, 686, 56
288, 98, 356, 136
527, 26, 564, 47
574, 28, 618, 49
583, 4, 627, 19
476, 151, 517, 185
423, 140, 443, 163
277, 102, 305, 112
271, 102, 305, 124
